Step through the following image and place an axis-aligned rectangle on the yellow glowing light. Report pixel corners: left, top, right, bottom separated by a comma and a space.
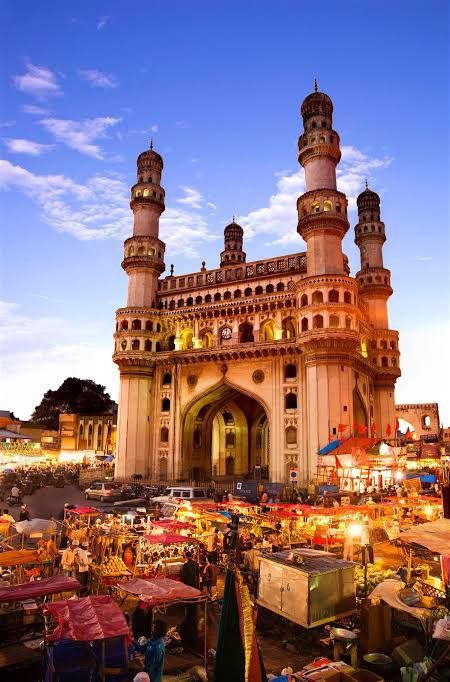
424, 506, 433, 517
348, 523, 362, 538
395, 471, 404, 481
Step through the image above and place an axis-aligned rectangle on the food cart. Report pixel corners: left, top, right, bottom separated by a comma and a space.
137, 533, 198, 578
257, 548, 356, 628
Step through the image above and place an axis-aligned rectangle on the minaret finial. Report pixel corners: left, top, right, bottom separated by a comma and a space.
150, 139, 153, 150
365, 178, 368, 190
232, 213, 235, 222
314, 78, 318, 93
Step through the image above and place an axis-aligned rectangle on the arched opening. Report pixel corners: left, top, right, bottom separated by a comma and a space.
186, 297, 193, 306
205, 294, 212, 303
162, 372, 172, 386
311, 201, 320, 213
260, 319, 276, 341
344, 291, 352, 304
323, 200, 332, 211
132, 319, 141, 330
329, 315, 339, 328
214, 292, 221, 302
144, 339, 152, 351
345, 316, 352, 329
239, 322, 254, 343
181, 383, 270, 480
244, 287, 252, 297
224, 291, 232, 300
381, 356, 388, 367
285, 393, 297, 410
120, 320, 128, 331
312, 290, 323, 304
199, 328, 214, 348
301, 317, 309, 332
266, 284, 274, 294
313, 314, 324, 329
300, 294, 308, 307
160, 427, 169, 443
178, 299, 185, 308
282, 317, 296, 339
255, 286, 263, 295
161, 398, 170, 412
284, 363, 297, 380
181, 329, 194, 350
234, 290, 241, 299
167, 335, 176, 351
328, 289, 339, 303
196, 296, 202, 304
353, 386, 368, 428
87, 424, 93, 449
422, 415, 431, 428
276, 282, 285, 292
96, 424, 102, 450
131, 339, 140, 350
145, 320, 153, 331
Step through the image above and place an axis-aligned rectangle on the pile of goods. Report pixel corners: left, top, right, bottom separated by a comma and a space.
102, 556, 129, 574
354, 564, 398, 597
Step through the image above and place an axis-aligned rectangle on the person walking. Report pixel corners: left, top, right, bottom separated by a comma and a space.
19, 504, 30, 522
74, 541, 90, 589
61, 542, 76, 578
360, 519, 374, 564
180, 550, 200, 589
203, 556, 220, 598
133, 620, 167, 682
206, 527, 220, 564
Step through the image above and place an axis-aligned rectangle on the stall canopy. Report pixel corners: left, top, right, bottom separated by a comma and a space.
152, 520, 195, 530
399, 519, 450, 556
117, 577, 204, 606
67, 506, 99, 515
0, 575, 80, 603
15, 518, 57, 535
144, 532, 197, 545
45, 595, 129, 642
0, 549, 39, 567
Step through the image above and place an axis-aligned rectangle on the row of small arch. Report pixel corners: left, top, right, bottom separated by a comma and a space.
301, 290, 353, 306
126, 246, 163, 258
356, 225, 384, 235
358, 274, 389, 286
300, 132, 336, 149
164, 283, 288, 308
301, 198, 344, 216
372, 356, 398, 368
117, 320, 162, 331
132, 188, 164, 200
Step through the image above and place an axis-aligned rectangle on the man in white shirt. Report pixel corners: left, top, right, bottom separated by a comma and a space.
61, 543, 75, 577
74, 542, 90, 588
10, 485, 20, 500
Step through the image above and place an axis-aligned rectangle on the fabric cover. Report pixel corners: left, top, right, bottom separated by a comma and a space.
0, 575, 80, 602
144, 532, 197, 545
0, 549, 39, 567
117, 576, 202, 605
45, 595, 129, 642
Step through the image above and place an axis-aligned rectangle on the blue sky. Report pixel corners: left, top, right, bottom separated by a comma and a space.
1, 1, 449, 424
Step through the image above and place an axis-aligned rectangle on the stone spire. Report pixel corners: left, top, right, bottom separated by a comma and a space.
220, 218, 246, 267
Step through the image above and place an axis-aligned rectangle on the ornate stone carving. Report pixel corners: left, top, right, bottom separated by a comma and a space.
187, 374, 198, 388
252, 370, 265, 384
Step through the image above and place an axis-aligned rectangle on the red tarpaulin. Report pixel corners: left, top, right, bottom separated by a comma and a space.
152, 520, 195, 530
45, 595, 129, 642
0, 575, 80, 603
144, 532, 197, 545
117, 576, 203, 605
68, 506, 99, 515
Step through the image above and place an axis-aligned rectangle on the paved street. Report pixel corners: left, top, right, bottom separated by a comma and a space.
5, 484, 105, 522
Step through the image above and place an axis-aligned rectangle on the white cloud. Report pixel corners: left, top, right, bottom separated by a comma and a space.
79, 69, 118, 89
31, 293, 65, 303
4, 138, 53, 156
128, 125, 159, 135
175, 120, 188, 129
0, 300, 117, 420
12, 61, 61, 100
97, 16, 109, 30
238, 145, 393, 247
0, 159, 218, 256
176, 185, 203, 209
40, 116, 120, 158
21, 104, 49, 115
207, 202, 217, 210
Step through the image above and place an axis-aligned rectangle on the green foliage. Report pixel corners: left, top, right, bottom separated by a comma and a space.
31, 377, 114, 430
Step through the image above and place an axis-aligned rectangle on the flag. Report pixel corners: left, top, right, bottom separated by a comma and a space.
404, 428, 412, 441
395, 418, 400, 433
386, 423, 392, 437
214, 568, 267, 682
358, 424, 368, 435
353, 421, 358, 432
371, 423, 377, 435
338, 423, 347, 433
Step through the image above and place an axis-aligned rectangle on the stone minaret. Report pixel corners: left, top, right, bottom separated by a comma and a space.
113, 143, 166, 479
354, 184, 392, 328
220, 218, 246, 266
297, 80, 349, 274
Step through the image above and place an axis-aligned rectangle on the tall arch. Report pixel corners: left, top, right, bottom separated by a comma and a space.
353, 385, 368, 427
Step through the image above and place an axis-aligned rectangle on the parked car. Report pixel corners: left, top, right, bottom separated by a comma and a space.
85, 482, 123, 503
152, 486, 211, 504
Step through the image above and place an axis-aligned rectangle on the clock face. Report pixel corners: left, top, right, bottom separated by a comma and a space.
221, 327, 232, 340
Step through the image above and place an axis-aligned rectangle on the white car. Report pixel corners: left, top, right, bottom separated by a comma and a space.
152, 486, 210, 504
85, 482, 122, 503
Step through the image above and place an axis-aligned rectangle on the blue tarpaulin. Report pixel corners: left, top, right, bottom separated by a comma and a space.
319, 440, 341, 455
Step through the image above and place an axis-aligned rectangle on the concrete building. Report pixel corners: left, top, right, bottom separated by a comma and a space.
395, 402, 440, 441
113, 85, 401, 484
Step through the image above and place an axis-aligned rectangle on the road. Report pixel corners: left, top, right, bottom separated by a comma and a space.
5, 484, 109, 521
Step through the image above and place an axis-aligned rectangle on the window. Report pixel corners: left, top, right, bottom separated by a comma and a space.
392, 357, 397, 367
87, 424, 93, 449
120, 340, 127, 350
336, 203, 341, 213
300, 294, 308, 307
285, 393, 297, 409
285, 363, 297, 380
381, 340, 388, 349
214, 292, 221, 301
261, 320, 276, 341
205, 294, 212, 303
160, 427, 169, 443
311, 201, 320, 213
169, 300, 176, 309
345, 316, 352, 329
167, 335, 175, 351
132, 319, 141, 330
162, 372, 172, 385
344, 291, 352, 304
319, 135, 326, 143
145, 320, 153, 331
282, 317, 296, 339
145, 340, 152, 351
285, 426, 297, 446
328, 289, 339, 303
161, 398, 170, 412
195, 296, 202, 304
131, 339, 140, 350
255, 286, 263, 295
390, 341, 396, 350
156, 323, 161, 332
178, 299, 185, 307
156, 341, 161, 352
423, 415, 431, 428
120, 320, 128, 330
301, 317, 309, 332
313, 314, 324, 329
329, 315, 339, 328
234, 289, 241, 299
244, 288, 252, 296
239, 322, 254, 343
193, 489, 206, 498
266, 284, 274, 293
312, 290, 323, 304
186, 297, 193, 306
381, 356, 388, 367
323, 200, 332, 211
224, 291, 231, 300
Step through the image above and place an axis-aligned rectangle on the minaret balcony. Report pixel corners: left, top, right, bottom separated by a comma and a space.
298, 139, 341, 166
356, 268, 392, 295
130, 194, 165, 212
121, 254, 165, 275
297, 211, 349, 240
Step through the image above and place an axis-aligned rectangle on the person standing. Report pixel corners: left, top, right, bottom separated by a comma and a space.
10, 485, 20, 501
74, 541, 90, 589
133, 620, 167, 682
61, 542, 76, 578
19, 504, 30, 521
203, 556, 220, 598
360, 519, 374, 564
180, 551, 200, 589
206, 527, 220, 564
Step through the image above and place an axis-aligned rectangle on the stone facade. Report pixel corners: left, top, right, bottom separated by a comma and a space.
113, 86, 401, 484
395, 403, 440, 440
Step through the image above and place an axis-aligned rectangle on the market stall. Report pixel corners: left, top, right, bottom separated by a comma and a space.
136, 533, 199, 579
44, 595, 130, 682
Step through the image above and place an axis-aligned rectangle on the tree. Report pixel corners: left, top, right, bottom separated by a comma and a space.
31, 377, 115, 430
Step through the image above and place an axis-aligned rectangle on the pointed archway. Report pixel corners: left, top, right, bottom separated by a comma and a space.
181, 383, 270, 480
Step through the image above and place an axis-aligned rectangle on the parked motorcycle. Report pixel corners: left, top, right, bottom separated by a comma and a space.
6, 495, 22, 506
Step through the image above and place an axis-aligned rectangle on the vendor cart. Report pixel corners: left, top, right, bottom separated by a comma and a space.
257, 548, 356, 628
